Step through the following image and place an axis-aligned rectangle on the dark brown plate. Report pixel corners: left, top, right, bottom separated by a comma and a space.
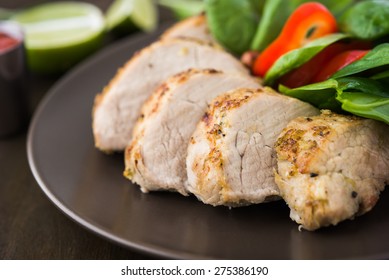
27, 28, 389, 259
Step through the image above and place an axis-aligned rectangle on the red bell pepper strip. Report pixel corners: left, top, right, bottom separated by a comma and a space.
312, 50, 370, 82
279, 41, 371, 88
278, 43, 346, 88
252, 2, 338, 77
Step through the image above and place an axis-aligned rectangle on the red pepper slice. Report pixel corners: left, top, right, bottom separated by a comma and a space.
278, 43, 345, 88
312, 50, 369, 82
252, 2, 338, 77
279, 41, 371, 88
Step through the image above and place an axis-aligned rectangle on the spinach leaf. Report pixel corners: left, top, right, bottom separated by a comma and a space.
337, 92, 389, 124
250, 0, 266, 15
340, 0, 389, 40
158, 0, 204, 20
336, 77, 389, 124
250, 0, 292, 52
337, 77, 389, 98
280, 77, 389, 124
205, 0, 261, 54
370, 69, 389, 80
316, 0, 357, 18
279, 79, 341, 111
264, 33, 347, 86
370, 69, 389, 86
331, 43, 389, 78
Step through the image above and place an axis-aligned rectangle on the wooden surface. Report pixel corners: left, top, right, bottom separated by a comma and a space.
0, 0, 172, 259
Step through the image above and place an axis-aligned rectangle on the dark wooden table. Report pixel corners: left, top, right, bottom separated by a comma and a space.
0, 0, 172, 259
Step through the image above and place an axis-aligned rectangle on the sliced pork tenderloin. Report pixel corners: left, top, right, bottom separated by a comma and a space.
186, 88, 319, 206
161, 14, 216, 44
124, 69, 261, 195
93, 38, 248, 152
274, 110, 389, 231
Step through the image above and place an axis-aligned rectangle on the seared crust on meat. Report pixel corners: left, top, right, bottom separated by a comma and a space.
275, 110, 389, 230
186, 88, 319, 206
161, 14, 215, 44
188, 89, 257, 206
124, 69, 261, 195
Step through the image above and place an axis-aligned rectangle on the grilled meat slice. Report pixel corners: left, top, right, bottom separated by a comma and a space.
93, 38, 248, 152
275, 110, 389, 231
161, 14, 215, 44
186, 88, 319, 206
124, 69, 261, 195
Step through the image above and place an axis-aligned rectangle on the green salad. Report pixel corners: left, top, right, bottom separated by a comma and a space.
170, 0, 389, 125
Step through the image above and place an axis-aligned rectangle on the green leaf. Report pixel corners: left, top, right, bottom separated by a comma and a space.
337, 77, 389, 98
370, 69, 389, 80
279, 79, 341, 111
317, 0, 357, 18
338, 92, 389, 124
250, 0, 292, 52
158, 0, 204, 20
331, 43, 389, 78
336, 82, 389, 124
250, 0, 266, 13
369, 69, 389, 86
340, 0, 389, 40
205, 0, 261, 54
280, 77, 389, 124
264, 33, 348, 86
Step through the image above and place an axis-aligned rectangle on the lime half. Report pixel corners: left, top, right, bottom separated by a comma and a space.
12, 2, 105, 74
106, 0, 158, 35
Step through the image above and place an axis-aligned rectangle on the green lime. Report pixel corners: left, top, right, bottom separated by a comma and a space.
106, 0, 157, 35
158, 0, 204, 20
12, 2, 105, 74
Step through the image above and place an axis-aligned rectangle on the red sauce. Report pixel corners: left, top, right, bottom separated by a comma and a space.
0, 32, 20, 53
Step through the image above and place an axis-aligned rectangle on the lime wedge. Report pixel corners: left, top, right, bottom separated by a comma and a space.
12, 2, 105, 74
106, 0, 158, 35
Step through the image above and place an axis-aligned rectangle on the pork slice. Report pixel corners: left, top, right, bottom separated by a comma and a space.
161, 14, 216, 44
186, 88, 319, 206
274, 110, 389, 230
93, 38, 248, 152
124, 69, 261, 195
